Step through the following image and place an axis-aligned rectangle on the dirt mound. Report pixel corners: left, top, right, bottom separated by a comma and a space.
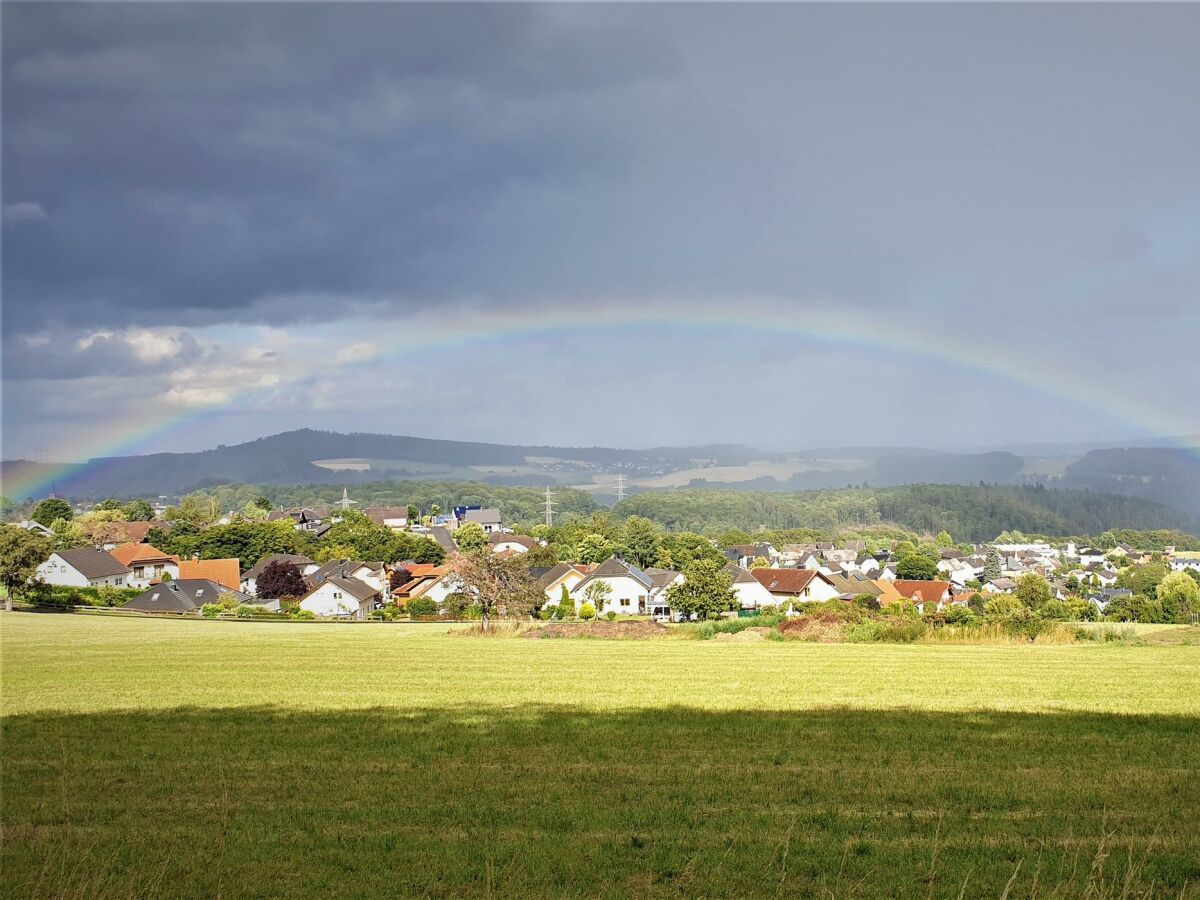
712, 627, 771, 643
778, 615, 846, 643
525, 620, 671, 640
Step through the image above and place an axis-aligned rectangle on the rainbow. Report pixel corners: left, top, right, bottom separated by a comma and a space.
5, 301, 1197, 499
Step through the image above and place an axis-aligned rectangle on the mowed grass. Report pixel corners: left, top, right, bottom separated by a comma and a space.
2, 614, 1198, 897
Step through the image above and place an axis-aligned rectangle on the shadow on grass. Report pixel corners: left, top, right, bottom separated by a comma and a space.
4, 705, 1198, 898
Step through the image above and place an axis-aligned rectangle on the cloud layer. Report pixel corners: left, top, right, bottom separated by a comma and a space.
3, 3, 1198, 460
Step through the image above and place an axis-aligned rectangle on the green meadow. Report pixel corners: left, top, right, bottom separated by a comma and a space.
3, 613, 1198, 897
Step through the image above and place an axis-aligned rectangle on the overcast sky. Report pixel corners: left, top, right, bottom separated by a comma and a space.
3, 2, 1198, 462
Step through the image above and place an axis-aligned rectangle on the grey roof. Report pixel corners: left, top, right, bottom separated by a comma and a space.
648, 570, 681, 590
533, 562, 575, 589
55, 548, 130, 580
463, 508, 502, 525
243, 553, 315, 580
723, 563, 758, 585
307, 559, 365, 587
123, 579, 245, 613
430, 526, 456, 552
318, 576, 379, 602
578, 555, 652, 590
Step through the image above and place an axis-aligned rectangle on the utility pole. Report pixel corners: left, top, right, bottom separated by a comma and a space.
543, 486, 557, 527
615, 473, 626, 503
336, 487, 358, 511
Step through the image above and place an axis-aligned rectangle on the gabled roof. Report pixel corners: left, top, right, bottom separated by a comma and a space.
751, 568, 825, 595
533, 562, 580, 589
463, 508, 502, 525
110, 542, 177, 567
243, 553, 315, 580
648, 570, 681, 591
123, 579, 244, 613
826, 572, 883, 598
179, 558, 240, 591
723, 563, 759, 585
314, 576, 379, 602
307, 559, 365, 587
577, 556, 652, 590
892, 579, 952, 601
54, 548, 130, 580
364, 506, 409, 524
119, 521, 158, 543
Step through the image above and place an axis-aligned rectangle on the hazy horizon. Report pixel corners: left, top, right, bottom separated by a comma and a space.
4, 3, 1198, 462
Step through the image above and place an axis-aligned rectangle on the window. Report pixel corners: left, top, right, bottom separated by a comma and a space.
334, 592, 343, 600
134, 567, 145, 578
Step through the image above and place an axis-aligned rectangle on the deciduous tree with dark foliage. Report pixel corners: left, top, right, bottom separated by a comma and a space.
256, 560, 308, 600
0, 525, 51, 612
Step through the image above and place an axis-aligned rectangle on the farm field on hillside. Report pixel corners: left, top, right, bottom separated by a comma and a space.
3, 613, 1198, 897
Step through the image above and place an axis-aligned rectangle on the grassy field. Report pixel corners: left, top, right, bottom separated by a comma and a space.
3, 613, 1198, 897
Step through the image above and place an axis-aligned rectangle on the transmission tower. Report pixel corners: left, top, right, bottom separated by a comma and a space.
543, 486, 557, 527
615, 473, 626, 503
336, 487, 359, 511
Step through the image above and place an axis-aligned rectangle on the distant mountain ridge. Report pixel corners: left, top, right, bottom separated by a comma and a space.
2, 429, 1198, 521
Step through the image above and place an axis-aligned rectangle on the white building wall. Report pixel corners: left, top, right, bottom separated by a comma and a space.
300, 583, 369, 618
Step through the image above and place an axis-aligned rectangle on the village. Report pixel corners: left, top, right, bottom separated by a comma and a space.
12, 490, 1199, 624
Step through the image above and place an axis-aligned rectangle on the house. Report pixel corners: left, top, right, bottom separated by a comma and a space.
298, 576, 380, 619
363, 506, 409, 531
241, 554, 318, 595
17, 519, 54, 536
891, 580, 953, 607
983, 577, 1016, 594
750, 568, 839, 605
267, 507, 330, 533
489, 533, 537, 555
570, 556, 655, 615
723, 544, 776, 568
851, 553, 881, 575
533, 563, 591, 605
118, 521, 159, 544
305, 559, 384, 591
937, 557, 980, 587
726, 564, 776, 610
37, 549, 131, 588
390, 565, 461, 607
458, 507, 503, 533
1170, 551, 1200, 573
178, 558, 242, 591
110, 543, 181, 588
122, 579, 249, 614
644, 568, 685, 620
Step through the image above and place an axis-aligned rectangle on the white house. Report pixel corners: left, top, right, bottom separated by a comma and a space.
489, 533, 538, 555
727, 565, 775, 610
36, 549, 131, 588
750, 568, 840, 605
364, 506, 409, 531
298, 576, 379, 619
110, 543, 181, 589
461, 508, 503, 534
1170, 552, 1200, 573
534, 563, 590, 605
569, 556, 655, 615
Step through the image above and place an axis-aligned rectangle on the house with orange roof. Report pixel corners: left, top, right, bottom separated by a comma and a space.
178, 558, 241, 591
110, 543, 181, 588
890, 579, 952, 612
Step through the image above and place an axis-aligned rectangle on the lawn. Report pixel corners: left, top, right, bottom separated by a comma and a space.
3, 613, 1198, 897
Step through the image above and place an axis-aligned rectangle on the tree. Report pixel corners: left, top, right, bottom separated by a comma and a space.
389, 565, 413, 593
255, 561, 308, 600
0, 525, 51, 611
895, 549, 939, 581
453, 521, 488, 554
1157, 572, 1199, 623
164, 495, 217, 527
95, 499, 123, 512
1130, 561, 1170, 599
577, 533, 615, 565
448, 550, 545, 630
122, 499, 154, 521
522, 544, 559, 568
934, 530, 954, 549
583, 580, 612, 616
660, 532, 723, 570
622, 517, 661, 569
750, 556, 769, 569
31, 498, 72, 529
983, 547, 1002, 583
1013, 573, 1052, 610
665, 559, 737, 621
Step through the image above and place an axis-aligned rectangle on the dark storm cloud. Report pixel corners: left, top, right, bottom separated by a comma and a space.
2, 2, 1198, 456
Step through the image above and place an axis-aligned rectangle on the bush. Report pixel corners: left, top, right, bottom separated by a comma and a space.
605, 611, 617, 621
579, 603, 596, 621
405, 597, 438, 619
943, 605, 976, 626
289, 608, 315, 620
876, 620, 927, 643
462, 603, 484, 621
235, 605, 268, 618
845, 621, 883, 642
200, 604, 223, 618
